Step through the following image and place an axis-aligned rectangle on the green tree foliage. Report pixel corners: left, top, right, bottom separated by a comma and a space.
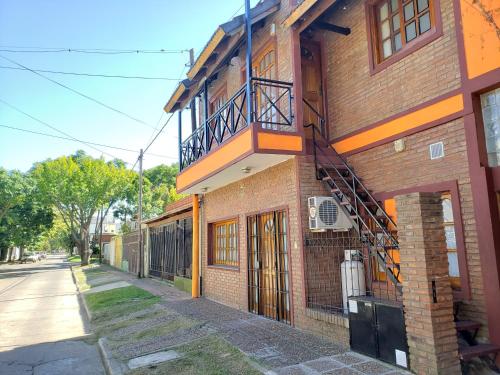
33, 214, 74, 253
33, 151, 134, 265
114, 163, 184, 227
0, 169, 53, 260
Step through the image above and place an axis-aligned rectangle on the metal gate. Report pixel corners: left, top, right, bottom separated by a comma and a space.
149, 218, 192, 280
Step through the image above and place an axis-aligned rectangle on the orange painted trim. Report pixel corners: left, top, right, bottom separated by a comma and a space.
176, 127, 254, 192
332, 94, 464, 154
283, 0, 319, 28
257, 132, 303, 152
164, 81, 187, 113
460, 0, 500, 80
187, 27, 226, 81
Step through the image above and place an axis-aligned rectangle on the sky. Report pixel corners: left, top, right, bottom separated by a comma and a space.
0, 1, 257, 171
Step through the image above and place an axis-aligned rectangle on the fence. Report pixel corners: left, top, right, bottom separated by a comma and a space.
149, 217, 192, 280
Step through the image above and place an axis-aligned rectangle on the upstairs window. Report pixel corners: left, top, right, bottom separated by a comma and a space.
367, 0, 442, 73
377, 0, 433, 60
480, 88, 500, 167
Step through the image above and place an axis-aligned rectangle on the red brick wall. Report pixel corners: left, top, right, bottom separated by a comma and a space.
321, 0, 461, 138
201, 156, 350, 343
347, 118, 488, 338
201, 159, 300, 310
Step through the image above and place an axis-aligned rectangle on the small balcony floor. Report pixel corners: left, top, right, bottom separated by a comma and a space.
176, 124, 303, 194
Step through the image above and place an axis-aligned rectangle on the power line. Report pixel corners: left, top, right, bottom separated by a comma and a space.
0, 47, 189, 55
0, 124, 176, 159
229, 4, 244, 19
0, 98, 120, 160
0, 54, 157, 130
0, 65, 182, 81
143, 112, 176, 155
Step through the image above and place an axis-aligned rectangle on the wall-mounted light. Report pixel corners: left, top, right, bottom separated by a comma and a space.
394, 138, 405, 153
241, 166, 251, 174
201, 187, 209, 193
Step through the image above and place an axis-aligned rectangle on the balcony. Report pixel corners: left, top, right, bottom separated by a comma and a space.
177, 78, 303, 194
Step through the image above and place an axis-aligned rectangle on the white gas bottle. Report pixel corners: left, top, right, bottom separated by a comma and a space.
341, 249, 366, 314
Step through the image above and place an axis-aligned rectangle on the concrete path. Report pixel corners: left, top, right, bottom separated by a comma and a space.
0, 256, 105, 374
95, 267, 411, 374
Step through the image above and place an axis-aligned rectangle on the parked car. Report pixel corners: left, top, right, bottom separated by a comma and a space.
20, 253, 38, 263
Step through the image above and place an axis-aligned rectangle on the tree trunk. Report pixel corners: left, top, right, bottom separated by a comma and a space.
79, 229, 91, 266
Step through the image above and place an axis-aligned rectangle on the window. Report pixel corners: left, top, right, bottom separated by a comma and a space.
253, 43, 278, 129
210, 219, 238, 267
480, 88, 500, 167
376, 0, 433, 61
209, 88, 227, 116
374, 195, 460, 289
367, 0, 441, 72
442, 193, 460, 289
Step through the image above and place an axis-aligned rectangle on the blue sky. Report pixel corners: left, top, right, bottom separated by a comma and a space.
0, 1, 254, 171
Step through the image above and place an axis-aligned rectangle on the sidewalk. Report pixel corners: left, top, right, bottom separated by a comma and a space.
75, 265, 410, 375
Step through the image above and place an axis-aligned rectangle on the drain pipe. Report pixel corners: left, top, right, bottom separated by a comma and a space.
192, 194, 200, 298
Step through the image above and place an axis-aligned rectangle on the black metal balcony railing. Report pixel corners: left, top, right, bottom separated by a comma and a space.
180, 77, 293, 171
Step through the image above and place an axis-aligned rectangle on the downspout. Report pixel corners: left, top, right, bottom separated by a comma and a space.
192, 194, 200, 298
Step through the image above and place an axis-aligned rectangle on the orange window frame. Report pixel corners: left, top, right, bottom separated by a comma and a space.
210, 219, 238, 267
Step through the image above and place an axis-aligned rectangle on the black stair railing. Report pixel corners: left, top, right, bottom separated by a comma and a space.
179, 78, 293, 171
303, 98, 401, 292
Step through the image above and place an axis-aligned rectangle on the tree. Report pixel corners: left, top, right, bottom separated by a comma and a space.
33, 151, 134, 265
143, 163, 178, 188
0, 169, 53, 260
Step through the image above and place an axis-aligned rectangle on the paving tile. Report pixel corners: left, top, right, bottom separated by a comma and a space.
351, 360, 394, 374
332, 352, 368, 366
274, 365, 314, 375
127, 350, 180, 369
303, 357, 344, 372
324, 367, 364, 375
83, 281, 130, 294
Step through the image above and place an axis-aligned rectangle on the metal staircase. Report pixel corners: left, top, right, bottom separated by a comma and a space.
303, 102, 402, 296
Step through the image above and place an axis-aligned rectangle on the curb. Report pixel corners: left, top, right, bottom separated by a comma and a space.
98, 338, 129, 375
70, 265, 93, 321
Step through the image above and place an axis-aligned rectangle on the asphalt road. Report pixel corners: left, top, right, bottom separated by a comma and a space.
0, 255, 105, 374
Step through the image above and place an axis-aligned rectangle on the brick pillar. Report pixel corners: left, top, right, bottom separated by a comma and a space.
395, 192, 460, 375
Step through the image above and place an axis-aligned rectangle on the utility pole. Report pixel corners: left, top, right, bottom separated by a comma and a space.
98, 207, 104, 264
189, 48, 197, 134
245, 0, 253, 124
138, 149, 144, 278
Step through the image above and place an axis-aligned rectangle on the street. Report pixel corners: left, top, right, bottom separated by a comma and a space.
0, 256, 105, 374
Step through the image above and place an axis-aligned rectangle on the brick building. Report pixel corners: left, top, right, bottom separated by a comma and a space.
162, 0, 500, 372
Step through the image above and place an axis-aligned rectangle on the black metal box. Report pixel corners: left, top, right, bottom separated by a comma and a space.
348, 296, 409, 369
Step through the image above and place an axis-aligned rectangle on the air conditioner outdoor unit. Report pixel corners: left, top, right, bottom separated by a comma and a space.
308, 196, 353, 232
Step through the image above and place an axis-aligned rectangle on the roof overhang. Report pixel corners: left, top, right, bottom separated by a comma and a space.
283, 0, 320, 28
282, 0, 338, 31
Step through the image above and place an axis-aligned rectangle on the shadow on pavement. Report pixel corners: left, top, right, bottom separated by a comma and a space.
0, 338, 105, 375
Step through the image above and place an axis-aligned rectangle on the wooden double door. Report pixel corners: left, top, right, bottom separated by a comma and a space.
247, 210, 290, 323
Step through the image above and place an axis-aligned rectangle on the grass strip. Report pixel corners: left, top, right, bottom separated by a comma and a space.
128, 335, 261, 375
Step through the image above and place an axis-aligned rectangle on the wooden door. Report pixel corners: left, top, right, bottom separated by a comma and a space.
260, 212, 278, 320
301, 41, 325, 137
247, 210, 290, 323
